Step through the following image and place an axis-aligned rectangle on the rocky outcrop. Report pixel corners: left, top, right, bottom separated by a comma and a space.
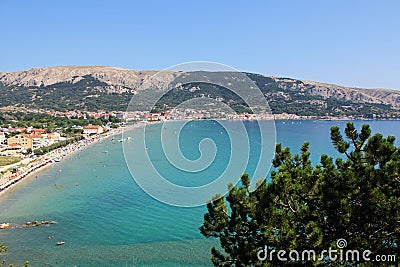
303, 81, 400, 108
273, 78, 400, 108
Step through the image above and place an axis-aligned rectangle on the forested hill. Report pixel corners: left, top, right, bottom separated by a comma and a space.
0, 66, 399, 117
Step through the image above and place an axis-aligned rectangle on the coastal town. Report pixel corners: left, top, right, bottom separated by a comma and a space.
0, 107, 127, 194
0, 104, 397, 196
0, 106, 391, 157
0, 126, 122, 194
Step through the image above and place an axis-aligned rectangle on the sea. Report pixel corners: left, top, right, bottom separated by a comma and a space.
0, 120, 399, 266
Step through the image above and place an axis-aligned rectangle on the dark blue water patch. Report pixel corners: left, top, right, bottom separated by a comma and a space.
275, 120, 400, 165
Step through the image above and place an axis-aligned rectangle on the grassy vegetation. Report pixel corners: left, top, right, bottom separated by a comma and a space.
0, 156, 21, 167
0, 76, 132, 111
0, 110, 120, 134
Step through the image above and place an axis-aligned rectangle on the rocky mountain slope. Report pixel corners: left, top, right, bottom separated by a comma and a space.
0, 66, 175, 93
0, 66, 399, 117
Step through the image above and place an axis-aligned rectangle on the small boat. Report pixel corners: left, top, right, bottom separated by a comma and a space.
56, 241, 65, 246
101, 151, 108, 154
118, 139, 124, 142
54, 158, 60, 162
0, 223, 10, 229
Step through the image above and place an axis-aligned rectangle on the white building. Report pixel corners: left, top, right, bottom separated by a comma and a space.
83, 125, 104, 135
0, 132, 6, 144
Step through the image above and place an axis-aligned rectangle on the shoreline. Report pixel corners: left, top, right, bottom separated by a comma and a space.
0, 121, 155, 197
1, 118, 398, 197
0, 127, 129, 196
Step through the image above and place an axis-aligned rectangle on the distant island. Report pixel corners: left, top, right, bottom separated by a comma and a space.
0, 66, 399, 119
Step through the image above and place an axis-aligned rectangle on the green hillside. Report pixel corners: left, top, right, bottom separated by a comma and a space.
0, 71, 399, 118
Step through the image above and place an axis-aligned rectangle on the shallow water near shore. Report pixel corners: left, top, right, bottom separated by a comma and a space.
1, 120, 400, 266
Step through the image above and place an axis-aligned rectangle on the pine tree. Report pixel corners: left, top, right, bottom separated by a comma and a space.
200, 122, 399, 266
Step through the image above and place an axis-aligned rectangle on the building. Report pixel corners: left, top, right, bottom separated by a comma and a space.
31, 129, 46, 135
7, 135, 33, 150
7, 133, 52, 151
0, 132, 6, 144
147, 112, 162, 121
48, 132, 61, 141
0, 143, 22, 156
83, 125, 104, 135
25, 134, 49, 150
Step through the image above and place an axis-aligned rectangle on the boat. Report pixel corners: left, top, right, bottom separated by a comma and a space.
56, 241, 65, 246
0, 223, 10, 229
54, 157, 60, 162
101, 151, 108, 154
118, 139, 124, 142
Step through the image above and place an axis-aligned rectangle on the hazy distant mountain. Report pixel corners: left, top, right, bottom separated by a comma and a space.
0, 66, 399, 117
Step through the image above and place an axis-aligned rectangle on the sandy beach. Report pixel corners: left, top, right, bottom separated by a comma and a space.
0, 121, 160, 197
0, 127, 126, 195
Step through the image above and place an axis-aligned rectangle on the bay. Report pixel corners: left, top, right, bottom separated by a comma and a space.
0, 120, 399, 266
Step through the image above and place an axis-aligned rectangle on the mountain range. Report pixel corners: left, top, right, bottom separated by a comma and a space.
0, 66, 399, 118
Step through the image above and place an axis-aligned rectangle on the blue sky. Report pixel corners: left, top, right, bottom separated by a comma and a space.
0, 0, 399, 89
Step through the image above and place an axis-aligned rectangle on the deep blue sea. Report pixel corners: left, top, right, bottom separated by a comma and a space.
0, 120, 399, 266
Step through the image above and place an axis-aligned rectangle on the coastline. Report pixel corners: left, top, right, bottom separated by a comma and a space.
0, 127, 126, 196
1, 117, 398, 197
0, 121, 161, 197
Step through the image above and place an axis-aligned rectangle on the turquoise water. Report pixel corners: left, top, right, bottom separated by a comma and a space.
0, 120, 400, 266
